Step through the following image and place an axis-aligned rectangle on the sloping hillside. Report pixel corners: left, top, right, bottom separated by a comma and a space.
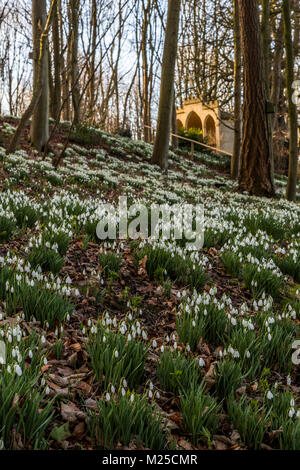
0, 117, 300, 450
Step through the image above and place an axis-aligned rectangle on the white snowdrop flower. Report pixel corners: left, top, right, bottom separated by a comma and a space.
267, 391, 274, 400
246, 351, 251, 359
268, 333, 272, 341
290, 399, 295, 407
123, 379, 127, 388
41, 336, 46, 344
199, 358, 205, 367
160, 345, 164, 353
142, 330, 147, 340
41, 378, 45, 386
66, 276, 72, 284
130, 394, 134, 402
8, 335, 12, 344
28, 350, 33, 359
287, 375, 292, 386
173, 342, 177, 350
231, 317, 237, 326
121, 388, 126, 396
7, 365, 11, 373
111, 385, 115, 394
148, 390, 153, 398
152, 339, 157, 348
156, 391, 160, 399
114, 350, 119, 358
44, 358, 48, 365
219, 350, 223, 358
14, 364, 22, 377
289, 408, 295, 418
149, 382, 154, 390
186, 344, 191, 352
45, 386, 50, 395
105, 393, 111, 402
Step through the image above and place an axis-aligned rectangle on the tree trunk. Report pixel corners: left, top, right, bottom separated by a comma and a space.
88, 0, 97, 120
231, 0, 241, 179
52, 0, 61, 121
70, 0, 80, 125
30, 0, 49, 151
261, 0, 274, 184
283, 0, 298, 201
171, 89, 179, 149
141, 1, 151, 143
270, 15, 285, 171
238, 0, 275, 197
151, 0, 181, 170
7, 0, 56, 155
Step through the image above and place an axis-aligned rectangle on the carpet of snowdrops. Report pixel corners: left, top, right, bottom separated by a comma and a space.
0, 117, 300, 450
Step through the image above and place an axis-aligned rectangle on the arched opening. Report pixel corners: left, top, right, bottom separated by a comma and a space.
205, 115, 216, 146
176, 119, 184, 131
186, 111, 203, 131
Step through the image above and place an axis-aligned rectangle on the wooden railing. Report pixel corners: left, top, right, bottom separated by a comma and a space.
144, 125, 233, 159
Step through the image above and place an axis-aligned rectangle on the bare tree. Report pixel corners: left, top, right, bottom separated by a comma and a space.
30, 0, 49, 151
7, 0, 57, 154
231, 0, 241, 179
151, 0, 181, 170
283, 0, 298, 201
238, 0, 275, 197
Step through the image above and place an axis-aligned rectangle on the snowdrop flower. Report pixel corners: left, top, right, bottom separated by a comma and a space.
105, 393, 110, 402
123, 378, 127, 388
152, 339, 157, 348
289, 408, 295, 418
267, 391, 274, 400
114, 350, 119, 358
199, 358, 205, 367
14, 364, 22, 376
142, 330, 147, 340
